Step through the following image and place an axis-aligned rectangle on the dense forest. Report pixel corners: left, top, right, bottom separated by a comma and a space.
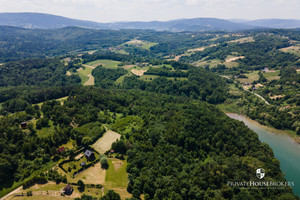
0, 87, 297, 199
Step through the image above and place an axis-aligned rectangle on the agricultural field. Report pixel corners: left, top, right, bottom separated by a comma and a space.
280, 45, 300, 57
123, 39, 158, 50
105, 159, 130, 199
228, 37, 255, 44
86, 59, 121, 69
72, 163, 106, 184
238, 71, 259, 84
92, 130, 121, 154
263, 70, 281, 81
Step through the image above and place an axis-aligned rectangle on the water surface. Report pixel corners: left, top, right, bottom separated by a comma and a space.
227, 113, 300, 197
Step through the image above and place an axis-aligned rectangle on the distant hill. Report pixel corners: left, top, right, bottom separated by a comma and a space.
0, 12, 256, 31
104, 18, 256, 31
0, 12, 105, 29
242, 19, 300, 29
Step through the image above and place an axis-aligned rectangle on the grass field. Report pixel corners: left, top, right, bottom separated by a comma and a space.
77, 67, 93, 85
36, 120, 56, 138
238, 71, 259, 84
280, 45, 300, 57
8, 195, 70, 200
92, 130, 121, 154
86, 59, 121, 69
106, 159, 127, 188
263, 70, 280, 81
72, 163, 106, 184
34, 96, 68, 108
228, 37, 255, 44
139, 74, 159, 81
124, 39, 158, 50
115, 72, 133, 85
104, 159, 130, 199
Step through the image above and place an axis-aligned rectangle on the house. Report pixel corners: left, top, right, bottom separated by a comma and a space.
63, 184, 73, 195
20, 122, 27, 129
58, 147, 65, 154
84, 150, 95, 160
262, 67, 269, 73
80, 162, 86, 167
252, 87, 257, 91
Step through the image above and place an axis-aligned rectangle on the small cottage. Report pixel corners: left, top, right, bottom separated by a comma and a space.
80, 162, 86, 167
20, 122, 27, 129
58, 147, 65, 154
84, 150, 95, 160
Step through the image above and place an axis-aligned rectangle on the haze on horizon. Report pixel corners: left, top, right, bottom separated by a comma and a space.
0, 0, 299, 23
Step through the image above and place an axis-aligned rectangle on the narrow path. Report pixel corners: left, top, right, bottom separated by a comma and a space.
82, 64, 95, 86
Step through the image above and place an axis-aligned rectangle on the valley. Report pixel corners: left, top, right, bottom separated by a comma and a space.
0, 19, 299, 200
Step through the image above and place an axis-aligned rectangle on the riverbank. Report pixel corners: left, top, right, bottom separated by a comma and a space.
225, 112, 300, 144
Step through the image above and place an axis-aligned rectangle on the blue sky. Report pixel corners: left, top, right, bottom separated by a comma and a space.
0, 0, 299, 22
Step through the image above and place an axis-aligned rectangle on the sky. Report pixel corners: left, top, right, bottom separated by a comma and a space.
0, 0, 299, 22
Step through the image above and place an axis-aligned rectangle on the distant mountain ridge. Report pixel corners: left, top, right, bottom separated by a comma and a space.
241, 19, 300, 29
1, 12, 300, 31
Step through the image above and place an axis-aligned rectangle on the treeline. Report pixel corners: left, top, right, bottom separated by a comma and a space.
0, 58, 81, 87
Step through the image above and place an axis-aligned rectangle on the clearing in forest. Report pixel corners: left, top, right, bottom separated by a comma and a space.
85, 59, 121, 69
131, 69, 147, 76
92, 130, 121, 154
225, 56, 245, 63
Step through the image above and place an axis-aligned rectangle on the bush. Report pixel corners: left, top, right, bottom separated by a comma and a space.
100, 157, 109, 169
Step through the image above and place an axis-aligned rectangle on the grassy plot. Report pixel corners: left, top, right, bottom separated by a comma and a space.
34, 96, 68, 108
8, 195, 71, 200
36, 120, 56, 138
123, 39, 158, 50
106, 159, 127, 188
77, 67, 93, 85
104, 159, 130, 199
238, 71, 259, 84
115, 72, 133, 85
263, 70, 280, 81
280, 45, 300, 57
139, 74, 159, 81
91, 130, 121, 154
72, 163, 106, 185
86, 59, 121, 69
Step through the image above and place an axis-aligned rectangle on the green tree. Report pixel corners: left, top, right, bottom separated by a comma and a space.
77, 180, 85, 192
100, 190, 121, 200
100, 157, 109, 169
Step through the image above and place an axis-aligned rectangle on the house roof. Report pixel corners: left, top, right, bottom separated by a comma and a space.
58, 147, 65, 153
84, 150, 93, 158
80, 162, 86, 166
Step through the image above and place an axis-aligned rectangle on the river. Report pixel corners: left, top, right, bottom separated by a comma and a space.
227, 113, 300, 197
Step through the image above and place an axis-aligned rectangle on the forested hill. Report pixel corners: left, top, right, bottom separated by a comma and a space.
0, 26, 137, 62
0, 87, 297, 199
